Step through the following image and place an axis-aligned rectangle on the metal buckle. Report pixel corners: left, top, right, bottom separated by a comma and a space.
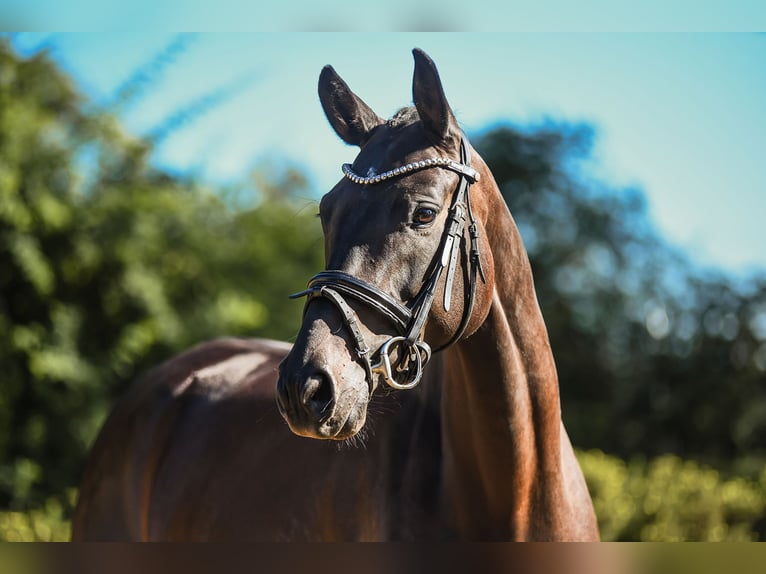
371, 336, 432, 390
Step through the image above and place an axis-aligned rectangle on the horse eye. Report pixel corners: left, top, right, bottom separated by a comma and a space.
413, 207, 437, 226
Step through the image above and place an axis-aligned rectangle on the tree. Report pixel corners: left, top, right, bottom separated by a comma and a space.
0, 39, 323, 517
475, 123, 766, 471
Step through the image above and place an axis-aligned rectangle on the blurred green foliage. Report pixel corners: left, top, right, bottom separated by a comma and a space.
0, 492, 72, 541
0, 39, 322, 533
579, 450, 766, 541
1, 39, 764, 541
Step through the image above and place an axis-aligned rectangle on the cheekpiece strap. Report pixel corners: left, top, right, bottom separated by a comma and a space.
312, 286, 376, 393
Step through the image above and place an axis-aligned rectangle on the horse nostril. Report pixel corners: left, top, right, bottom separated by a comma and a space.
301, 372, 335, 421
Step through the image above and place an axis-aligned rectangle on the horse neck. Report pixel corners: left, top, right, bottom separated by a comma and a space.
440, 163, 565, 539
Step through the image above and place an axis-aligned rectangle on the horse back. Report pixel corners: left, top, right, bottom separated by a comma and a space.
73, 337, 447, 540
72, 337, 296, 540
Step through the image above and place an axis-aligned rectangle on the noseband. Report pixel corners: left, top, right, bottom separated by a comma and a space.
290, 136, 486, 392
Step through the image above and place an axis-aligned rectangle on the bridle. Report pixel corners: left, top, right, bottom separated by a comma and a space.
290, 135, 486, 392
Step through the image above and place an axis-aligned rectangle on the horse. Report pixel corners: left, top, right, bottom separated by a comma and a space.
71, 49, 599, 541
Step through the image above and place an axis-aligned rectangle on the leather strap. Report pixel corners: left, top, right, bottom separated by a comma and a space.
431, 138, 485, 353
310, 286, 376, 393
290, 271, 412, 334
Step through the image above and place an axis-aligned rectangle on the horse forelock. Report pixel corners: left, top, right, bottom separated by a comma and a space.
387, 106, 420, 128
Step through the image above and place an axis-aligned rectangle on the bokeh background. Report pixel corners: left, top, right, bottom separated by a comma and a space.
1, 33, 765, 541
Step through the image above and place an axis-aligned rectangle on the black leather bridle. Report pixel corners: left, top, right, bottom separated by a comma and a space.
290, 136, 486, 392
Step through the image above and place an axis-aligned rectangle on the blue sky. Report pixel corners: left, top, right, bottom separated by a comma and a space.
10, 33, 766, 275
4, 1, 766, 31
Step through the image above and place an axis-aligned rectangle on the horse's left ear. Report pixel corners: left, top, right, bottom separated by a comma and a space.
318, 65, 383, 147
412, 48, 459, 146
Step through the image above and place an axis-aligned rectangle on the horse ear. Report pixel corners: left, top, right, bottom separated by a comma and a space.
412, 48, 458, 146
318, 65, 383, 147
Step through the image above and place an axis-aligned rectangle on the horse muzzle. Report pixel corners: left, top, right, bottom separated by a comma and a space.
276, 361, 369, 440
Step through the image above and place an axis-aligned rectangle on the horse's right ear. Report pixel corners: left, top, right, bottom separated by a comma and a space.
318, 65, 383, 147
412, 48, 458, 147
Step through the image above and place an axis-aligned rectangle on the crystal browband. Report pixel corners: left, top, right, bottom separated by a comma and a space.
342, 157, 480, 186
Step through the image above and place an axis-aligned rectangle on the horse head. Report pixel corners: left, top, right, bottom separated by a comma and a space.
276, 49, 496, 440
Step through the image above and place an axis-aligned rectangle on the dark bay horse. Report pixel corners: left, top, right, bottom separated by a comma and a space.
72, 49, 599, 541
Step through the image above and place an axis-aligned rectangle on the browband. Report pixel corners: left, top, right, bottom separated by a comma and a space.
342, 157, 480, 186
